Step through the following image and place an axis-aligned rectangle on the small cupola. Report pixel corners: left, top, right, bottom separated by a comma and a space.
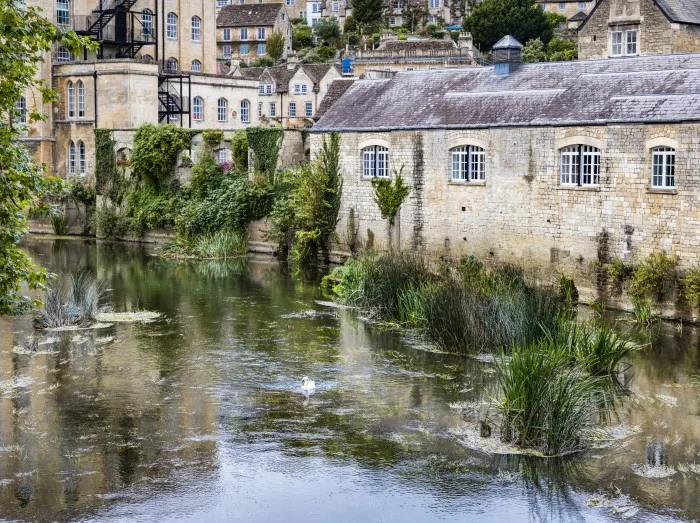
492, 35, 523, 76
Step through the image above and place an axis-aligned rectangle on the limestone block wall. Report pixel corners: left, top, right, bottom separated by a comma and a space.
310, 122, 700, 283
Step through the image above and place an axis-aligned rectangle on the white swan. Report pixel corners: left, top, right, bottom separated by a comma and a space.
301, 376, 316, 390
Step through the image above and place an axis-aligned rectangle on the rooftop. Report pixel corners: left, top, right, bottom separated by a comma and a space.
312, 53, 700, 132
216, 3, 283, 27
656, 0, 700, 25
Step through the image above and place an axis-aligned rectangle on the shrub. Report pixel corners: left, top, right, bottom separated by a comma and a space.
246, 127, 283, 179
371, 168, 411, 225
37, 270, 105, 328
190, 149, 224, 198
609, 257, 634, 288
131, 124, 193, 186
631, 297, 657, 326
231, 130, 249, 172
94, 205, 133, 240
631, 252, 679, 300
683, 266, 700, 310
51, 213, 69, 236
201, 129, 224, 149
558, 273, 578, 305
125, 187, 181, 235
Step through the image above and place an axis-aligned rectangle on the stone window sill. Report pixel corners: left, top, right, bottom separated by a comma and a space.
557, 185, 601, 192
646, 188, 677, 195
448, 181, 486, 187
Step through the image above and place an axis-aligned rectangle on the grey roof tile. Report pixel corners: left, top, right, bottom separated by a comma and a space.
217, 4, 283, 27
656, 0, 700, 24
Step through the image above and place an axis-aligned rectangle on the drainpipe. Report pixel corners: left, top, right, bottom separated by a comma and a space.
93, 70, 98, 127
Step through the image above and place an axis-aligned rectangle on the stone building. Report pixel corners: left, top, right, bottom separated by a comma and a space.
578, 0, 700, 60
344, 32, 477, 76
536, 0, 596, 22
311, 37, 700, 284
216, 0, 308, 22
216, 3, 292, 63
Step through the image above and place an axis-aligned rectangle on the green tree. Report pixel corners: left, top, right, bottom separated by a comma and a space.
267, 31, 285, 62
463, 0, 553, 51
0, 2, 95, 314
521, 38, 547, 63
352, 0, 384, 33
314, 18, 341, 45
522, 35, 577, 63
250, 56, 275, 67
293, 24, 313, 50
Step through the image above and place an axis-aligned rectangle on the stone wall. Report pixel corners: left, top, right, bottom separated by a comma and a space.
579, 0, 700, 60
310, 122, 700, 292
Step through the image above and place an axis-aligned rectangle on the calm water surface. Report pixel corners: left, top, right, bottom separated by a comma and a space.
0, 238, 698, 522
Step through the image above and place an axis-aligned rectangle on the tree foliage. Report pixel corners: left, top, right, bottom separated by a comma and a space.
371, 168, 411, 226
352, 0, 384, 32
131, 124, 193, 186
267, 31, 286, 62
314, 18, 341, 45
522, 36, 577, 63
293, 24, 313, 50
0, 2, 96, 314
463, 0, 553, 50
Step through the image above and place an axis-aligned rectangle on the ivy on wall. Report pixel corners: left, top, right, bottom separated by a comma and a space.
246, 127, 283, 179
94, 129, 118, 196
131, 124, 194, 186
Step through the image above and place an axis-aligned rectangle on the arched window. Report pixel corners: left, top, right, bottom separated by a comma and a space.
56, 0, 70, 25
191, 59, 202, 72
191, 16, 201, 42
193, 97, 204, 121
56, 46, 72, 62
166, 12, 178, 39
78, 141, 86, 175
67, 81, 75, 118
68, 141, 76, 174
166, 57, 178, 71
560, 145, 600, 186
451, 145, 486, 181
141, 9, 153, 38
651, 147, 675, 188
240, 99, 250, 123
77, 80, 85, 118
14, 96, 27, 124
362, 145, 389, 178
217, 98, 228, 122
142, 54, 154, 63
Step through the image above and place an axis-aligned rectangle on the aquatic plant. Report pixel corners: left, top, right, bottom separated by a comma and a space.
37, 270, 105, 328
558, 273, 578, 305
496, 342, 607, 456
192, 229, 248, 259
631, 297, 657, 327
682, 266, 700, 310
51, 212, 69, 236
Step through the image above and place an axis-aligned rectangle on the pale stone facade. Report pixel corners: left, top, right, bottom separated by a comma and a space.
216, 4, 292, 63
578, 0, 700, 60
536, 0, 596, 20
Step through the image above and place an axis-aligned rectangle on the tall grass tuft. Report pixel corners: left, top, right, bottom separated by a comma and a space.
51, 213, 69, 236
631, 297, 657, 326
192, 229, 248, 259
496, 342, 607, 456
37, 270, 105, 328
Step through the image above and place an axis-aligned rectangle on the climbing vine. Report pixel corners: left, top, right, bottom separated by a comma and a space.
131, 123, 194, 187
231, 130, 249, 172
94, 129, 118, 196
201, 129, 224, 149
246, 127, 283, 179
371, 167, 411, 226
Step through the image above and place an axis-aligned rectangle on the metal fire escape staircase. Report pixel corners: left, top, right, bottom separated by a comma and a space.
76, 0, 152, 59
158, 75, 191, 125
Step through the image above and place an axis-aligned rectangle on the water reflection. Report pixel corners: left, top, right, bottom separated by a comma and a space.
0, 237, 697, 522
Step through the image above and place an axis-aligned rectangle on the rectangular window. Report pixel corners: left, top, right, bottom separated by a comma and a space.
167, 13, 178, 39
257, 43, 266, 55
289, 102, 296, 117
259, 83, 273, 95
286, 0, 295, 5
217, 0, 228, 6
57, 0, 70, 25
223, 44, 232, 58
363, 146, 389, 178
258, 27, 266, 40
312, 2, 321, 13
626, 30, 638, 55
77, 84, 85, 118
241, 27, 248, 40
429, 0, 440, 8
332, 1, 339, 11
269, 102, 276, 117
581, 146, 600, 185
652, 148, 675, 188
560, 145, 600, 186
258, 102, 263, 117
223, 28, 231, 41
293, 83, 308, 94
610, 31, 622, 56
305, 101, 313, 117
218, 149, 228, 164
451, 146, 486, 181
389, 16, 396, 25
240, 44, 249, 55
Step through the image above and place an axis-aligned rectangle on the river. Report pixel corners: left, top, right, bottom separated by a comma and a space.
0, 238, 697, 522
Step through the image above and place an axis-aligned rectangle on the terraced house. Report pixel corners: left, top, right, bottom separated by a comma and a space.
311, 36, 700, 283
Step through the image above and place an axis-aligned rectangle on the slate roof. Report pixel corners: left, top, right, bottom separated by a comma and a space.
656, 0, 700, 24
314, 79, 356, 120
216, 3, 283, 27
312, 53, 700, 132
568, 10, 588, 22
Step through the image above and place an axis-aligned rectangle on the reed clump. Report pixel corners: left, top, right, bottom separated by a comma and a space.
160, 229, 248, 259
37, 270, 105, 328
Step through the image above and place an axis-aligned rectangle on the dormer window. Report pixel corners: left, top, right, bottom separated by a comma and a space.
259, 83, 274, 95
611, 29, 638, 57
293, 83, 308, 94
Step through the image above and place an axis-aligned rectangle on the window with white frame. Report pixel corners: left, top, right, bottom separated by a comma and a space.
240, 44, 249, 55
610, 31, 622, 56
68, 141, 76, 174
286, 0, 295, 5
389, 16, 396, 25
578, 1, 586, 7
392, 0, 402, 8
258, 101, 263, 117
67, 81, 75, 118
241, 27, 248, 40
193, 96, 204, 121
259, 83, 273, 95
192, 16, 201, 41
288, 102, 296, 117
258, 27, 266, 40
312, 2, 321, 13
450, 145, 486, 181
142, 9, 153, 38
218, 149, 228, 163
332, 1, 339, 11
558, 2, 565, 9
651, 147, 675, 188
217, 0, 228, 7
78, 141, 86, 175
427, 15, 436, 23
77, 80, 85, 118
223, 28, 231, 41
57, 0, 70, 25
14, 96, 27, 124
626, 30, 638, 55
240, 99, 250, 122
166, 57, 178, 71
362, 145, 389, 178
191, 59, 201, 71
168, 96, 179, 120
56, 46, 72, 61
257, 43, 266, 55
223, 44, 232, 58
142, 54, 154, 63
559, 145, 600, 186
269, 102, 276, 117
167, 13, 178, 39
429, 0, 440, 8
293, 83, 308, 94
305, 101, 313, 117
217, 98, 228, 122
